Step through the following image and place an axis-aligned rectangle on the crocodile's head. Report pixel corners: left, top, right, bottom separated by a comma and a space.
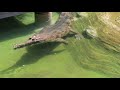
14, 34, 48, 50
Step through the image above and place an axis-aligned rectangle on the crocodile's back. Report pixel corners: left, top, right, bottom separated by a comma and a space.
13, 12, 79, 50
39, 12, 73, 34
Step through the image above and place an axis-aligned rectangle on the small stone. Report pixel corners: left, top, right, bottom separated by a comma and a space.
85, 26, 98, 38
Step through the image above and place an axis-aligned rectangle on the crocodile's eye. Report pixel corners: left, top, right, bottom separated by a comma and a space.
29, 38, 31, 40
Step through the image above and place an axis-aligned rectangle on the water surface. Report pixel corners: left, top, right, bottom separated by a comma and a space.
0, 12, 120, 78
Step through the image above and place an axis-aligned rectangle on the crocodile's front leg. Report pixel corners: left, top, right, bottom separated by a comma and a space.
69, 29, 84, 40
53, 38, 68, 44
70, 29, 79, 34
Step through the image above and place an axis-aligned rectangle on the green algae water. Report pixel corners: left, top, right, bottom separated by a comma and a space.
0, 12, 120, 78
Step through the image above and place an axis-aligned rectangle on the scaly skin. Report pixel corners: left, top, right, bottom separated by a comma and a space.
14, 12, 80, 49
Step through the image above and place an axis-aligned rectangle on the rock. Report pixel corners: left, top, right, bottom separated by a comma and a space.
85, 26, 98, 38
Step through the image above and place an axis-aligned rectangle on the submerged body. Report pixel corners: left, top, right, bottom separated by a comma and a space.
14, 12, 80, 49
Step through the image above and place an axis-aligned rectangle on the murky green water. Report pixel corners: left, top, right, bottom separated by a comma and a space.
0, 12, 120, 78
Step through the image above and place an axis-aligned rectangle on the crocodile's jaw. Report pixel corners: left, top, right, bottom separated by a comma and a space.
13, 39, 43, 50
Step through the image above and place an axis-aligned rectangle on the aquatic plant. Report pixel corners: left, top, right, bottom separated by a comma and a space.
65, 12, 120, 77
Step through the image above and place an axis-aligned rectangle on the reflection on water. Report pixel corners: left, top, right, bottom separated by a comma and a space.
97, 12, 120, 31
97, 12, 120, 52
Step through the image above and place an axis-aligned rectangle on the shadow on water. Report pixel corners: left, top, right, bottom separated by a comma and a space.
0, 17, 25, 29
0, 42, 64, 74
82, 31, 93, 39
0, 15, 61, 75
0, 16, 49, 42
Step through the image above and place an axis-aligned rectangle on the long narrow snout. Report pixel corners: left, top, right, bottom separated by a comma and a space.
13, 40, 39, 50
14, 43, 29, 50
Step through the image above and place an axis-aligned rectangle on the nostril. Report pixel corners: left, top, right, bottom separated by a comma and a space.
32, 39, 34, 41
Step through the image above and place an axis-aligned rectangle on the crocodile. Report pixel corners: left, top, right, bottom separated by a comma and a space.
14, 12, 81, 49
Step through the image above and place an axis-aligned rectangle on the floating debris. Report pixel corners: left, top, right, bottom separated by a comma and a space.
79, 12, 88, 18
